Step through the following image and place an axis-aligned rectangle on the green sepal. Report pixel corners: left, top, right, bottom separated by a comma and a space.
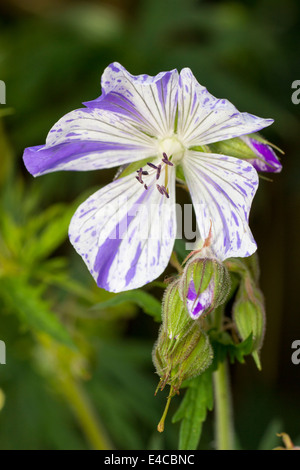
188, 144, 210, 153
161, 280, 193, 344
233, 280, 265, 369
153, 316, 213, 392
116, 156, 156, 179
208, 137, 257, 160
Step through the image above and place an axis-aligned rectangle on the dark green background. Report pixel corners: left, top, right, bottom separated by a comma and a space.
0, 0, 299, 450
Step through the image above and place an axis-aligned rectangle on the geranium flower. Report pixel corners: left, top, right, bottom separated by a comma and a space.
23, 63, 274, 293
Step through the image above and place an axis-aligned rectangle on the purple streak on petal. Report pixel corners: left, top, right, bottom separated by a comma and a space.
84, 92, 145, 122
248, 138, 282, 173
191, 91, 198, 112
94, 190, 149, 289
231, 211, 239, 226
186, 280, 214, 319
94, 236, 122, 291
156, 72, 171, 108
234, 183, 248, 197
110, 64, 120, 73
79, 206, 97, 218
236, 231, 241, 249
200, 172, 236, 251
186, 283, 197, 302
95, 63, 179, 136
125, 242, 142, 285
23, 141, 145, 176
183, 152, 258, 261
177, 68, 274, 147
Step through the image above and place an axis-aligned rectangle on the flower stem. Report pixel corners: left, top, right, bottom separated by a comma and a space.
213, 359, 235, 450
59, 375, 113, 450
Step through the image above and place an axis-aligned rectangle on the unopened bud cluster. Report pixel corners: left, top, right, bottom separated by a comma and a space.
233, 274, 265, 369
225, 255, 266, 369
153, 249, 231, 393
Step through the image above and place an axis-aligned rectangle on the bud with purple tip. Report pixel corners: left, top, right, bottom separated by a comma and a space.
208, 134, 282, 173
240, 135, 282, 173
180, 253, 231, 320
153, 278, 213, 394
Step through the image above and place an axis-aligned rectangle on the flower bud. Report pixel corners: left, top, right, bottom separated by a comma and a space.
153, 320, 213, 393
233, 277, 265, 369
161, 279, 194, 345
239, 135, 282, 173
208, 134, 282, 173
180, 254, 231, 320
153, 278, 213, 393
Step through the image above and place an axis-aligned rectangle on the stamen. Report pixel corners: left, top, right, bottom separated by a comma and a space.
144, 184, 148, 190
161, 185, 170, 198
135, 168, 144, 184
156, 184, 164, 195
162, 152, 174, 166
147, 162, 158, 169
156, 164, 161, 180
135, 175, 143, 184
156, 184, 169, 198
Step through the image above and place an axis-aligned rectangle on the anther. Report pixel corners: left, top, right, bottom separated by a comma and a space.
135, 168, 144, 184
135, 175, 143, 184
161, 185, 170, 198
156, 184, 169, 198
156, 164, 161, 180
144, 184, 148, 190
162, 153, 174, 166
156, 184, 164, 195
147, 162, 158, 169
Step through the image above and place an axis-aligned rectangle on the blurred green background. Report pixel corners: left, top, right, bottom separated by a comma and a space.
0, 0, 299, 450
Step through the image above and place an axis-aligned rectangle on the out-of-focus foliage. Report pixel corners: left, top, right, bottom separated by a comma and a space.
0, 0, 299, 450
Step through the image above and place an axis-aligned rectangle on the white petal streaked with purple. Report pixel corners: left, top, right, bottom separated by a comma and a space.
69, 166, 177, 292
23, 107, 157, 177
177, 68, 274, 148
85, 62, 179, 139
183, 151, 258, 261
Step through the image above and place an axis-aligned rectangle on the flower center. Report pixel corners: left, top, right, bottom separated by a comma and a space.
157, 136, 185, 165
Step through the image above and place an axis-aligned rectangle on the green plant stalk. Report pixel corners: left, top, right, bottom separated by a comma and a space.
212, 305, 235, 450
213, 359, 234, 450
59, 375, 113, 450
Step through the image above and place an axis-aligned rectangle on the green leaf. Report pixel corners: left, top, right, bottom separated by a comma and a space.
0, 277, 75, 348
210, 333, 254, 365
172, 367, 213, 450
23, 203, 75, 262
91, 289, 162, 322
